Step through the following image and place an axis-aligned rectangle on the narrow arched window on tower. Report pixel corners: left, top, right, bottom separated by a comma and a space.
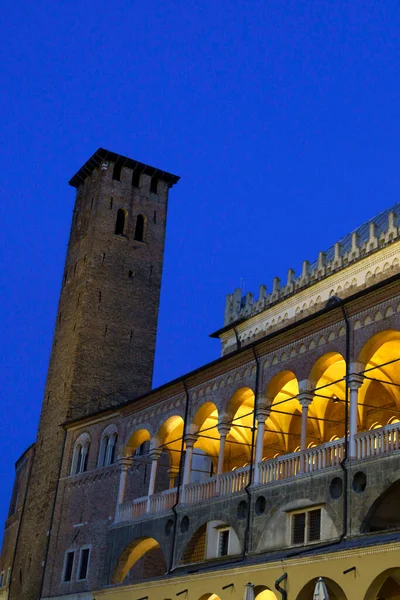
134, 214, 146, 242
115, 209, 127, 236
98, 427, 118, 467
71, 433, 91, 475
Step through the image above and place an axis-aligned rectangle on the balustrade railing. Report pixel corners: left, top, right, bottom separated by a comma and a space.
355, 421, 400, 458
258, 451, 300, 484
116, 422, 400, 523
304, 437, 344, 472
218, 466, 249, 495
149, 488, 178, 513
116, 496, 147, 523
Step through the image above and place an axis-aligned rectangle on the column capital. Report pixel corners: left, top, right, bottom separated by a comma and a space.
255, 407, 270, 421
348, 373, 364, 390
117, 456, 133, 471
298, 379, 312, 394
298, 391, 313, 408
184, 433, 198, 447
217, 422, 231, 437
167, 465, 180, 476
149, 447, 163, 461
350, 361, 365, 373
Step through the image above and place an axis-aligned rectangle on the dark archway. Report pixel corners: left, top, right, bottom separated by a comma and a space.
364, 567, 400, 600
295, 577, 347, 600
362, 479, 400, 533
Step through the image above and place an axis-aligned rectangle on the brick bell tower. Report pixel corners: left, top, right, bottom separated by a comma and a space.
9, 149, 180, 600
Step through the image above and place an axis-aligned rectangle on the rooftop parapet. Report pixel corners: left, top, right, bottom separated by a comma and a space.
224, 204, 400, 326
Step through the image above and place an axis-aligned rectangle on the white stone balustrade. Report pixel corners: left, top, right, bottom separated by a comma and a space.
184, 477, 217, 504
355, 421, 400, 458
149, 488, 178, 513
115, 422, 400, 525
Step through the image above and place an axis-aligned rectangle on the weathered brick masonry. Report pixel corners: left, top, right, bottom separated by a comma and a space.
7, 149, 179, 600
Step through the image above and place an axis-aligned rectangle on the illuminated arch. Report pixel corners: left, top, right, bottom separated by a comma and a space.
191, 402, 219, 473
266, 371, 300, 454
124, 428, 151, 456
112, 536, 165, 583
198, 595, 222, 600
224, 387, 255, 468
307, 352, 346, 443
192, 401, 218, 430
254, 585, 278, 600
156, 415, 184, 468
357, 330, 400, 428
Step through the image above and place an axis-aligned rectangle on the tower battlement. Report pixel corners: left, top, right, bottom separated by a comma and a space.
218, 204, 400, 354
68, 147, 180, 189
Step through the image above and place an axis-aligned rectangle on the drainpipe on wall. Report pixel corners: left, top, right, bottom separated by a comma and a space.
242, 347, 260, 558
275, 572, 288, 600
168, 379, 190, 573
326, 296, 350, 542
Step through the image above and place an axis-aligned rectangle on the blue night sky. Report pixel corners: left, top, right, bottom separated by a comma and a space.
1, 1, 400, 535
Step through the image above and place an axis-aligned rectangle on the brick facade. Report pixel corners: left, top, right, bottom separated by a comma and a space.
6, 149, 179, 600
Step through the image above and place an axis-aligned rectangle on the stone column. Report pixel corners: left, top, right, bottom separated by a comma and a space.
298, 392, 313, 473
254, 408, 270, 484
216, 423, 230, 493
348, 368, 364, 458
116, 456, 133, 508
217, 423, 230, 477
146, 448, 162, 512
180, 433, 197, 503
80, 444, 89, 473
167, 465, 180, 489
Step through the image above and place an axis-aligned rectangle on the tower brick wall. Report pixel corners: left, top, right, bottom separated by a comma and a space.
8, 149, 179, 600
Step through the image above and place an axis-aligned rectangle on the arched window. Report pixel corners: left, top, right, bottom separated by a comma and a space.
71, 433, 91, 475
98, 426, 118, 467
115, 209, 127, 236
134, 214, 146, 242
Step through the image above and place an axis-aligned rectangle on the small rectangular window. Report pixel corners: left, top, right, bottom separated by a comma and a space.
78, 548, 90, 580
0, 572, 4, 587
218, 530, 230, 557
291, 509, 321, 545
63, 551, 75, 582
292, 512, 306, 545
6, 568, 11, 585
308, 509, 321, 542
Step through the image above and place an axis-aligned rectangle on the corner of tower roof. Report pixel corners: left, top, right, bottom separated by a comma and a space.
68, 147, 180, 189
